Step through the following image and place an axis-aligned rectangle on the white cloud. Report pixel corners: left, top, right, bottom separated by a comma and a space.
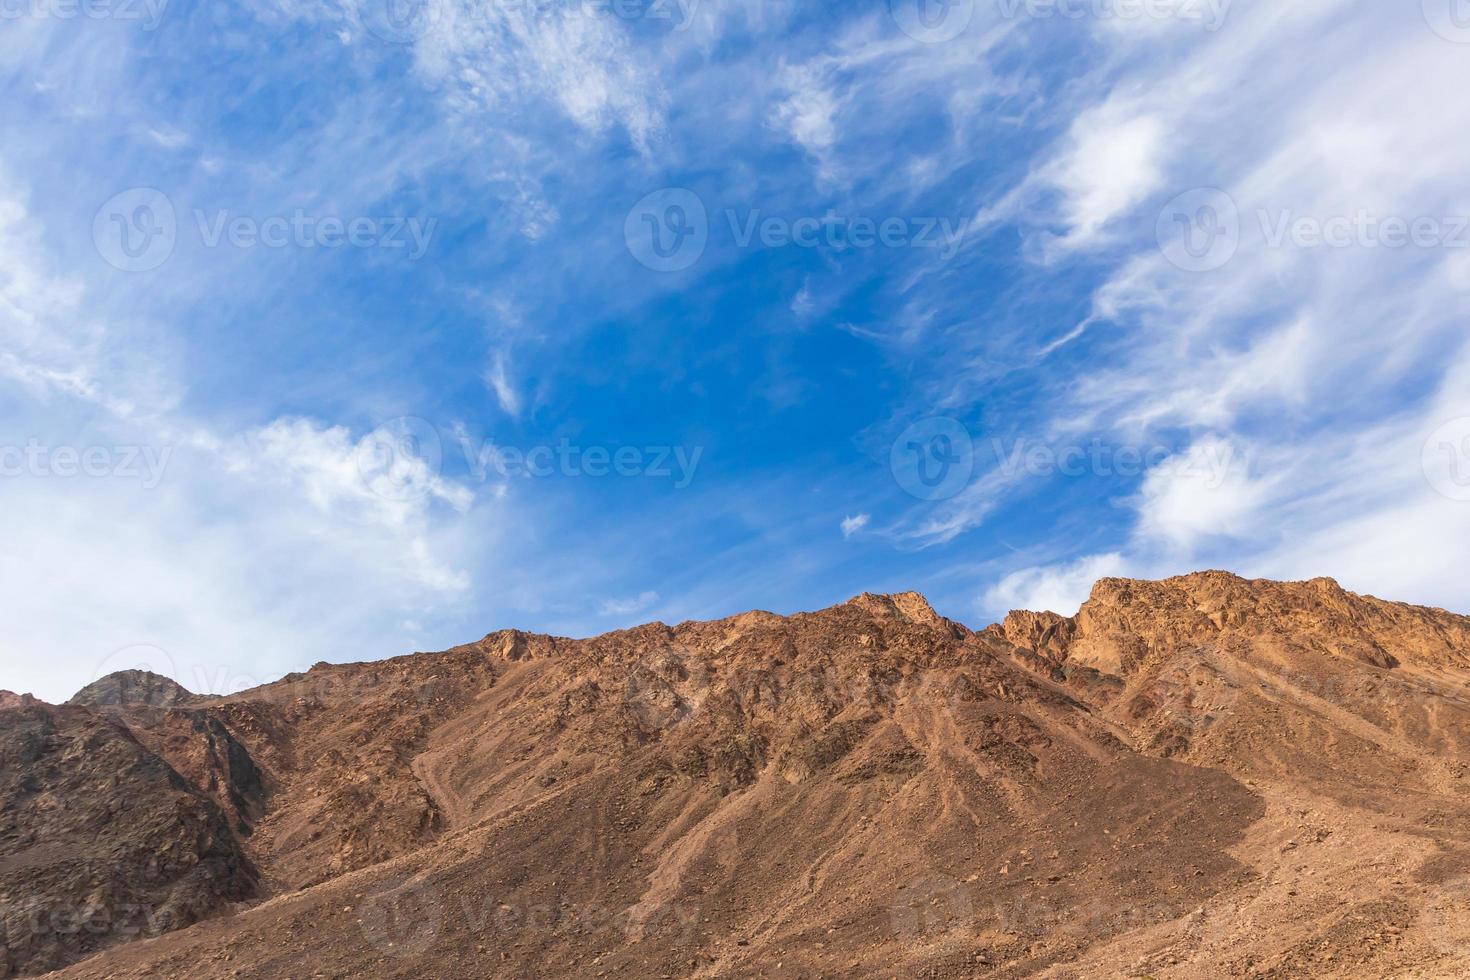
790, 278, 815, 318
1046, 111, 1166, 250
0, 173, 106, 409
230, 416, 474, 523
984, 552, 1129, 617
1135, 436, 1264, 550
0, 414, 488, 702
773, 62, 843, 181
0, 149, 484, 702
484, 351, 523, 419
412, 2, 668, 152
841, 513, 869, 538
972, 0, 1470, 617
599, 590, 660, 617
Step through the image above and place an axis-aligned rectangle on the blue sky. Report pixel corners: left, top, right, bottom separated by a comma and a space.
4, 0, 1470, 701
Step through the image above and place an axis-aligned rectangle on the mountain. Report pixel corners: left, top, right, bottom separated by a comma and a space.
4, 573, 1470, 978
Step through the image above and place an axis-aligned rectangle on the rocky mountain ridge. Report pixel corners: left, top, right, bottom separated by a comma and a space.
3, 572, 1470, 978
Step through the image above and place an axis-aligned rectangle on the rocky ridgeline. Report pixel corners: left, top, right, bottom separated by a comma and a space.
4, 572, 1470, 978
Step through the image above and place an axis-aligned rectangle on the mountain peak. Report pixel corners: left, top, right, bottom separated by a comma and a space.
67, 669, 198, 709
839, 590, 945, 626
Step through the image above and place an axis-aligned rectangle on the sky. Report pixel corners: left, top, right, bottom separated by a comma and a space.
3, 0, 1470, 702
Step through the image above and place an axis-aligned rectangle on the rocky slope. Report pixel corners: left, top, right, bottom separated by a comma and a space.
4, 573, 1470, 978
0, 702, 254, 978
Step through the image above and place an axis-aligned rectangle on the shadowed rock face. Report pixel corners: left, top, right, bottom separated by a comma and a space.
0, 701, 255, 978
67, 671, 199, 710
8, 573, 1470, 979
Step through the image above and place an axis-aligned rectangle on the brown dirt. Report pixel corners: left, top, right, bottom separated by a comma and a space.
5, 573, 1470, 978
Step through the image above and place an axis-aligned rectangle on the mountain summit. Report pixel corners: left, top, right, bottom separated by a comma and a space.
67, 669, 200, 710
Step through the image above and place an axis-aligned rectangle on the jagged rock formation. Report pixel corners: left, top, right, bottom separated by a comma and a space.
4, 573, 1470, 978
67, 671, 199, 710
